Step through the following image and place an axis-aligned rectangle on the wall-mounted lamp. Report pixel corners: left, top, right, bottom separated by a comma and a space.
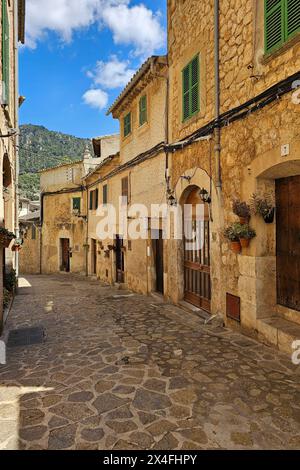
168, 194, 177, 206
199, 188, 211, 204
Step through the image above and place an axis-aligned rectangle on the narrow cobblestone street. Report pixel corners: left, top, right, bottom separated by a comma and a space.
0, 274, 299, 450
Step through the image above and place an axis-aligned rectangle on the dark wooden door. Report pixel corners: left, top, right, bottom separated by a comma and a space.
155, 231, 164, 294
276, 176, 300, 311
61, 238, 70, 272
184, 191, 211, 312
91, 239, 97, 275
115, 235, 125, 283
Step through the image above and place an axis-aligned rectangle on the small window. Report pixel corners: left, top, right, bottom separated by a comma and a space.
265, 0, 300, 54
103, 184, 108, 205
124, 112, 131, 137
72, 197, 81, 212
121, 177, 129, 205
139, 95, 147, 126
89, 189, 99, 210
182, 54, 200, 122
32, 225, 36, 240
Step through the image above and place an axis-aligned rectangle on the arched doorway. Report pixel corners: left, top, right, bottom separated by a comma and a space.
182, 186, 211, 312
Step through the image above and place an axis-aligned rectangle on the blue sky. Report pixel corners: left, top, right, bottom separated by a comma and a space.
19, 0, 167, 138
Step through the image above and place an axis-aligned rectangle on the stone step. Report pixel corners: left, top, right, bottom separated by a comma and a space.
257, 316, 300, 354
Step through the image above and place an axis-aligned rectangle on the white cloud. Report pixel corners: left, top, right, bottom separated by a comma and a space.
102, 4, 165, 56
88, 56, 135, 89
25, 0, 165, 56
82, 89, 108, 110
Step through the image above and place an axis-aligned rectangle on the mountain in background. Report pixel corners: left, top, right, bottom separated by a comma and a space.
19, 124, 93, 200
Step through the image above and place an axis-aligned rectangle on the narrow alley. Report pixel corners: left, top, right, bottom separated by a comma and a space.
0, 275, 299, 450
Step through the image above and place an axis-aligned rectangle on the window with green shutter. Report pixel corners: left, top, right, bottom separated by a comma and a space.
265, 0, 300, 54
124, 112, 131, 137
2, 0, 9, 106
72, 197, 81, 212
182, 55, 200, 122
139, 95, 147, 126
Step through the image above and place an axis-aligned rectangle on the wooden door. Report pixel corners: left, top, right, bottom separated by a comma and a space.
115, 235, 125, 283
276, 176, 300, 311
155, 230, 164, 294
60, 238, 70, 272
91, 239, 97, 275
184, 190, 211, 312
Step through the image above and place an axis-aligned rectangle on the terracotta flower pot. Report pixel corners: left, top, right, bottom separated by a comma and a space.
240, 238, 250, 248
239, 217, 250, 225
230, 241, 241, 253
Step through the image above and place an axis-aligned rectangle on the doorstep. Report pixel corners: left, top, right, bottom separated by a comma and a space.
178, 300, 211, 321
257, 316, 300, 354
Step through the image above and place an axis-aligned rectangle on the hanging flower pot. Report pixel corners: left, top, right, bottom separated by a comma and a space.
0, 228, 16, 248
232, 200, 251, 225
239, 216, 250, 225
238, 225, 256, 249
240, 238, 250, 248
263, 208, 275, 224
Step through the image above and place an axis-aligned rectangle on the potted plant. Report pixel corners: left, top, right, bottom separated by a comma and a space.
250, 193, 275, 224
238, 224, 256, 248
0, 227, 16, 248
232, 199, 251, 224
224, 223, 241, 253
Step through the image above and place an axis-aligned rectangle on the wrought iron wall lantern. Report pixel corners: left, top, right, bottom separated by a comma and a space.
199, 188, 211, 204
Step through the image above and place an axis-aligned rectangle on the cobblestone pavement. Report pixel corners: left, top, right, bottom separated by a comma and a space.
0, 274, 300, 450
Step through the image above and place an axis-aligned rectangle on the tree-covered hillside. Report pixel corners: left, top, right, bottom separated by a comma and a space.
19, 124, 93, 199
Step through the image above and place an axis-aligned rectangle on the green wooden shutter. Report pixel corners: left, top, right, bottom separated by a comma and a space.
73, 197, 81, 211
89, 191, 93, 210
139, 95, 147, 126
103, 185, 108, 204
182, 64, 190, 121
124, 113, 131, 137
95, 188, 99, 210
190, 55, 200, 115
182, 55, 200, 121
286, 0, 300, 39
265, 0, 285, 53
2, 0, 9, 106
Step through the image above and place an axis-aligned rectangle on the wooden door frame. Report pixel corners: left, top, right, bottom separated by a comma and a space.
60, 238, 70, 273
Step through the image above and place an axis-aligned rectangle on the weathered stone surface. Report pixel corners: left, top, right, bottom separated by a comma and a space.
48, 424, 77, 450
106, 420, 138, 433
20, 409, 45, 427
68, 391, 94, 403
81, 427, 104, 442
19, 426, 47, 442
112, 385, 135, 395
1, 274, 299, 451
146, 420, 176, 436
133, 390, 172, 411
92, 394, 130, 414
49, 403, 93, 422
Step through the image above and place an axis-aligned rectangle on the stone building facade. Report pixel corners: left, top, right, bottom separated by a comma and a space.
85, 56, 168, 295
0, 0, 25, 332
166, 0, 300, 353
32, 136, 120, 276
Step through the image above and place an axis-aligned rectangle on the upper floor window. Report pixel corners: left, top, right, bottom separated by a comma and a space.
182, 54, 200, 122
121, 176, 129, 205
32, 225, 37, 240
89, 189, 99, 211
1, 0, 10, 106
124, 112, 132, 137
103, 184, 108, 205
265, 0, 300, 54
139, 95, 147, 126
72, 197, 81, 212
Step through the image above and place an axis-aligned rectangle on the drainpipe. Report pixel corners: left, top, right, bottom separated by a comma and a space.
14, 0, 20, 277
214, 0, 221, 190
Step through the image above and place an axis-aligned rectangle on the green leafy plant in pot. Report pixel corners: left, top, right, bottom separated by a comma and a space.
223, 223, 241, 254
232, 199, 251, 225
250, 193, 275, 224
237, 224, 256, 248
